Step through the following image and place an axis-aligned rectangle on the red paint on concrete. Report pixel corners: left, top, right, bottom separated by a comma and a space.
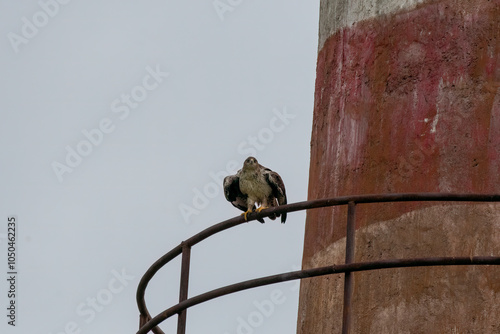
304, 0, 500, 260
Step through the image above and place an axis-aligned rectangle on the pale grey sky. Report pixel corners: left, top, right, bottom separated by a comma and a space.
0, 1, 319, 333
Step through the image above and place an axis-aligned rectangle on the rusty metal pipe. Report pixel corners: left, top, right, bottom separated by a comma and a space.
136, 193, 500, 333
137, 256, 500, 334
177, 243, 191, 334
342, 201, 356, 334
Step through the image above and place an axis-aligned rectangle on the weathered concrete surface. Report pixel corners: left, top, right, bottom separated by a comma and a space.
318, 0, 428, 50
298, 0, 500, 332
298, 204, 500, 333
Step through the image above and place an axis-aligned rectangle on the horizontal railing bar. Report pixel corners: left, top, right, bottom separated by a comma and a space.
137, 256, 500, 334
263, 193, 500, 220
137, 193, 500, 333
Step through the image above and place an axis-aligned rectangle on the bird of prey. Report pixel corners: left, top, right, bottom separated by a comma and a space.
223, 157, 287, 223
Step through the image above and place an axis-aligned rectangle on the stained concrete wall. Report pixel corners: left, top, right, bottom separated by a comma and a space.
298, 0, 500, 333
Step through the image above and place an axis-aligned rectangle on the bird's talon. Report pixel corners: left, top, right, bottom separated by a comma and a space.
241, 210, 252, 221
256, 206, 268, 213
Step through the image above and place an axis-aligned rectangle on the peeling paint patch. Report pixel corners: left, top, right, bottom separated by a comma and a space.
430, 109, 439, 134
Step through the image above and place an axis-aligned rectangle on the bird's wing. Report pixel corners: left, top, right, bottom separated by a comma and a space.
263, 168, 287, 223
223, 173, 247, 211
223, 173, 265, 223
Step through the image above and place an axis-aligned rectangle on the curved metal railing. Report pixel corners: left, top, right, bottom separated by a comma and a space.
136, 193, 500, 334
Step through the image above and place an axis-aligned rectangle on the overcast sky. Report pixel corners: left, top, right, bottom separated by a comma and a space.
0, 1, 319, 333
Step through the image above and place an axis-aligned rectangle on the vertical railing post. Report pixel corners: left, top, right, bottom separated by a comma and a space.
177, 242, 191, 334
342, 201, 356, 334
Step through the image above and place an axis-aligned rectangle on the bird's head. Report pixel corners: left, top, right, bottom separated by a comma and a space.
243, 156, 258, 170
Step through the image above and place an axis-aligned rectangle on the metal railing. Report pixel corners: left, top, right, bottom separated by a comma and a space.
136, 193, 500, 334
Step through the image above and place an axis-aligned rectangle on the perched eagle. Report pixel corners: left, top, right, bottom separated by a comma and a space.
223, 157, 287, 223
